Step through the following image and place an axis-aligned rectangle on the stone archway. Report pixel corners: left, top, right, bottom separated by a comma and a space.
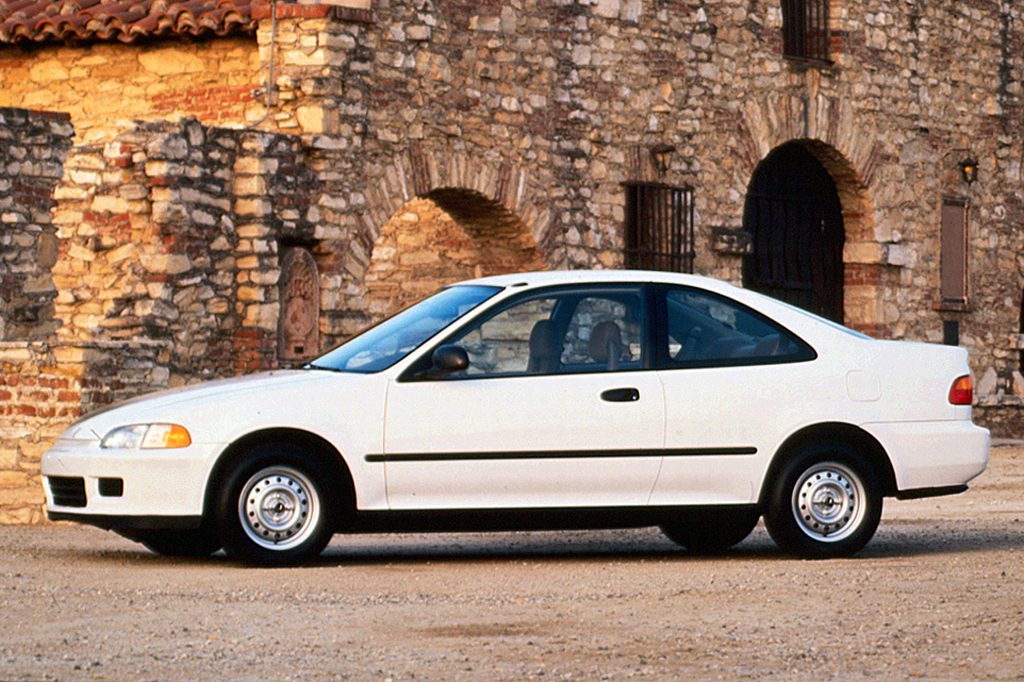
743, 142, 846, 322
360, 189, 547, 323
733, 93, 895, 336
332, 145, 556, 335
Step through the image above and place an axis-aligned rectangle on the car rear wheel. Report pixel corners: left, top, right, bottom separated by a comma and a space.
660, 508, 760, 553
764, 442, 883, 558
216, 443, 335, 566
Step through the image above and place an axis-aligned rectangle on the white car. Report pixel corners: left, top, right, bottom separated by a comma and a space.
42, 270, 990, 565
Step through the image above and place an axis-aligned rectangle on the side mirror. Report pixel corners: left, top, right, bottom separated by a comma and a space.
431, 345, 469, 374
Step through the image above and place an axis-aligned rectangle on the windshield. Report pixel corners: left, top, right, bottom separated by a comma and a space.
309, 285, 501, 373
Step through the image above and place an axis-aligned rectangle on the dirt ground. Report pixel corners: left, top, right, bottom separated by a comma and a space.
1, 445, 1023, 681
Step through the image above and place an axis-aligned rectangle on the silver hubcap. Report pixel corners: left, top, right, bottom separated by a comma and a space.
238, 466, 320, 551
791, 461, 866, 543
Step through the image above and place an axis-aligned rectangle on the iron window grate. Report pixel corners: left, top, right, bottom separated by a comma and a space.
782, 0, 831, 63
623, 182, 696, 274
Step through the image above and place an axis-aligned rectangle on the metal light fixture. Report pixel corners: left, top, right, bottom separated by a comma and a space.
959, 158, 978, 185
650, 143, 676, 175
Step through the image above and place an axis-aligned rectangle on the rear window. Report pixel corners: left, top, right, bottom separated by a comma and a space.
663, 287, 816, 367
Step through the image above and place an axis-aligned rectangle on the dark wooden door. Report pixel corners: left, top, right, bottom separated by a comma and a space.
742, 143, 845, 322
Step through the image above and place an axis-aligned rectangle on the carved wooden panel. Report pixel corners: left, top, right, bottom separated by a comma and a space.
279, 247, 320, 361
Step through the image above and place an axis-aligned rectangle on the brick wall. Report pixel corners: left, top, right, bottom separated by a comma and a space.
0, 344, 80, 524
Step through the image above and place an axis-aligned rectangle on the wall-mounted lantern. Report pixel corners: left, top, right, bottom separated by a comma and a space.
650, 143, 676, 175
959, 158, 978, 185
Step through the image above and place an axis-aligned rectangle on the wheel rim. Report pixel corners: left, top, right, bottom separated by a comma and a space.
791, 461, 866, 543
238, 466, 320, 551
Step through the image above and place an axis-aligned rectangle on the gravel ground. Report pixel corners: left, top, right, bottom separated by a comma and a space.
2, 444, 1023, 681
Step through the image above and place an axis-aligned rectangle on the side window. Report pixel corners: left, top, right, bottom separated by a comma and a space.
561, 296, 642, 370
665, 288, 813, 366
443, 288, 645, 378
457, 298, 557, 376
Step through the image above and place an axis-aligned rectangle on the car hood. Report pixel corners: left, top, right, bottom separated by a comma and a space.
64, 369, 343, 440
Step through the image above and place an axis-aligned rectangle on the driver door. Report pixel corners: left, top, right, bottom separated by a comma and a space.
381, 285, 666, 510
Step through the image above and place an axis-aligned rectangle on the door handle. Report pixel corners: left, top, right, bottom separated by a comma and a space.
601, 387, 640, 402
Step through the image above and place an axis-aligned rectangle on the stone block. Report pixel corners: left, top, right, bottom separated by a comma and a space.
21, 275, 55, 294
29, 59, 69, 83
296, 105, 326, 134
90, 195, 129, 213
469, 16, 500, 32
141, 254, 191, 275
0, 470, 30, 489
0, 508, 35, 525
977, 368, 999, 397
235, 198, 272, 217
0, 447, 17, 469
139, 48, 204, 75
406, 25, 431, 41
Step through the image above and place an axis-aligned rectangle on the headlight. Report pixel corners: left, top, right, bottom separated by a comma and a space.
100, 424, 192, 449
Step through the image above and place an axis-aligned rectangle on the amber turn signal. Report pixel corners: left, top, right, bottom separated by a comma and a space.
141, 424, 192, 449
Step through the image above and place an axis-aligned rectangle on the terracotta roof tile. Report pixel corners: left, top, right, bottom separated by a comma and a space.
0, 0, 258, 45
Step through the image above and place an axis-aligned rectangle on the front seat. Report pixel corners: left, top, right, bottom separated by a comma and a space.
527, 320, 561, 374
589, 320, 624, 371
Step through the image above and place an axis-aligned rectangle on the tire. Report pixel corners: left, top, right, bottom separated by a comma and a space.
763, 441, 883, 558
215, 443, 336, 566
660, 507, 760, 553
121, 527, 221, 558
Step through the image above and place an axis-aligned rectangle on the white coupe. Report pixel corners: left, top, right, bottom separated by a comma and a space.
42, 271, 990, 564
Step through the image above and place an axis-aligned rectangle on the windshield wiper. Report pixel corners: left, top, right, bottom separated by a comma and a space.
304, 362, 346, 373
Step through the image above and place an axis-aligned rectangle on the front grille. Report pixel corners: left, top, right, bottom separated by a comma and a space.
48, 476, 87, 508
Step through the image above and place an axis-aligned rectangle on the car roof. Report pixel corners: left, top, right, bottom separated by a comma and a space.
457, 269, 729, 290
455, 269, 875, 346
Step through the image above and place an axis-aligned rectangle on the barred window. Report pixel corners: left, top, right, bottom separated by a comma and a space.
781, 0, 831, 63
623, 182, 695, 274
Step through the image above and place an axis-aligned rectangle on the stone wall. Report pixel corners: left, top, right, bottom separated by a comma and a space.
50, 117, 336, 384
0, 108, 73, 342
0, 108, 75, 522
0, 37, 261, 143
363, 194, 547, 321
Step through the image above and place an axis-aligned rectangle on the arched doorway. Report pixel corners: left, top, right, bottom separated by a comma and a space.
361, 188, 546, 323
742, 142, 845, 322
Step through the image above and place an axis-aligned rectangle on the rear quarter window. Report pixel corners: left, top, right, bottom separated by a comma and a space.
662, 287, 816, 368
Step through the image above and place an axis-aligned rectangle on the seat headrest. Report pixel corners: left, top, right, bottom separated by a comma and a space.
529, 320, 558, 357
589, 321, 622, 363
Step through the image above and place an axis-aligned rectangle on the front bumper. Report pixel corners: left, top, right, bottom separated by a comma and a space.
862, 420, 990, 493
41, 437, 221, 522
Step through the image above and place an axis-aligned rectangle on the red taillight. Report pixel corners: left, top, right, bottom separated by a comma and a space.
948, 375, 973, 405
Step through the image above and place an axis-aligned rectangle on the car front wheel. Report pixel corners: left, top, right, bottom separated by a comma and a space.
216, 444, 335, 566
763, 442, 883, 558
